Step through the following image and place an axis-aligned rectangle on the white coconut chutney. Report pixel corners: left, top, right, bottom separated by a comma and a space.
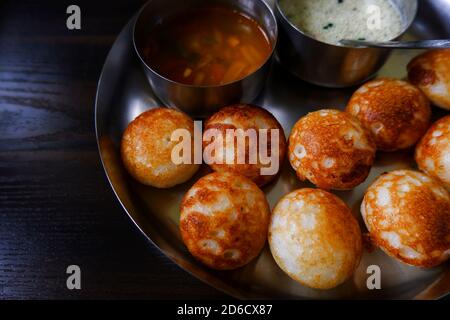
279, 0, 404, 45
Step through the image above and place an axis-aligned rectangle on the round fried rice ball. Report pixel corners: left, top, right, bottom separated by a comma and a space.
408, 49, 450, 111
203, 104, 286, 187
416, 115, 450, 190
269, 188, 362, 290
180, 172, 270, 270
362, 170, 450, 268
121, 108, 200, 188
288, 109, 376, 190
346, 78, 431, 151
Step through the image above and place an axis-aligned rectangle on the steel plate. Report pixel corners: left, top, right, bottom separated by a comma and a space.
95, 0, 450, 299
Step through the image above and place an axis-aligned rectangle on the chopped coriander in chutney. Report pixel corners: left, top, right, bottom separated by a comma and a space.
279, 0, 404, 45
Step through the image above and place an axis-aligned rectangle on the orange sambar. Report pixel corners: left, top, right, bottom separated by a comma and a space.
144, 6, 272, 86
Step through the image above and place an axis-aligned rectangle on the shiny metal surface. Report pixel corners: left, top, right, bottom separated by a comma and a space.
133, 0, 278, 118
340, 39, 450, 48
275, 0, 418, 88
95, 0, 450, 299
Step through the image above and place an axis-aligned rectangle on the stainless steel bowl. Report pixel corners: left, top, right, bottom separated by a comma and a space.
133, 0, 278, 118
275, 0, 418, 88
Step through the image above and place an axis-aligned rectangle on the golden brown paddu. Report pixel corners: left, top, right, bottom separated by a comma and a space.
180, 172, 270, 270
121, 108, 200, 188
408, 49, 450, 111
362, 170, 450, 268
269, 188, 362, 290
288, 109, 376, 190
416, 115, 450, 190
347, 78, 431, 151
203, 104, 286, 187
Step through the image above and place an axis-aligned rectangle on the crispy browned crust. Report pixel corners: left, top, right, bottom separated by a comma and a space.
121, 108, 199, 188
203, 104, 287, 187
362, 170, 450, 268
269, 188, 362, 290
408, 49, 450, 111
180, 172, 270, 270
416, 115, 450, 189
347, 78, 431, 151
288, 109, 376, 190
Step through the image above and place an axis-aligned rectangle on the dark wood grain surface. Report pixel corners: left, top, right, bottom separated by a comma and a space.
0, 0, 228, 299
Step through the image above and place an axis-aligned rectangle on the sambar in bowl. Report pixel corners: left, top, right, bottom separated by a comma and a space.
134, 0, 278, 117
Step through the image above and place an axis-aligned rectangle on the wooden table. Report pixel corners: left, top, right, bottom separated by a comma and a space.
0, 0, 227, 299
